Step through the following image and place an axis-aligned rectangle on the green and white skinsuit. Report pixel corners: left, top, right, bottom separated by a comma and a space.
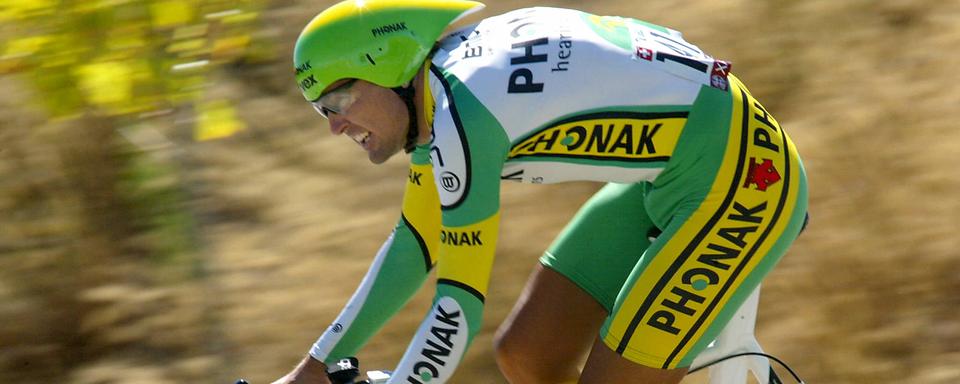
309, 7, 808, 383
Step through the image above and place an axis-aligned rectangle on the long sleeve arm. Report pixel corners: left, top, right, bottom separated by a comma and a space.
310, 151, 441, 363
385, 62, 511, 383
389, 211, 500, 384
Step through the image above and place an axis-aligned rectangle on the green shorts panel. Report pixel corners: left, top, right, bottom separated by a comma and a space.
601, 76, 809, 369
539, 182, 658, 313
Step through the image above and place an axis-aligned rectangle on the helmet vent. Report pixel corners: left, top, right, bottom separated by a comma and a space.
365, 54, 376, 65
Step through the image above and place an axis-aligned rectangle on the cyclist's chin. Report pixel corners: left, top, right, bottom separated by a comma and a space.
367, 147, 399, 164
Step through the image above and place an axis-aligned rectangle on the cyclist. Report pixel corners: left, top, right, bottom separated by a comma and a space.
277, 0, 808, 383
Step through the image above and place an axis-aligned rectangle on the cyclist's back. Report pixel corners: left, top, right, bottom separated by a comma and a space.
431, 6, 736, 185
423, 6, 807, 374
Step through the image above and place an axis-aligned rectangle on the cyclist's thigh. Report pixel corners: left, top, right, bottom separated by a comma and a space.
540, 182, 659, 313
600, 76, 809, 369
495, 264, 605, 381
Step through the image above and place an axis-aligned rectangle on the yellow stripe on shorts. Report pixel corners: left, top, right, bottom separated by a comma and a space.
604, 75, 803, 368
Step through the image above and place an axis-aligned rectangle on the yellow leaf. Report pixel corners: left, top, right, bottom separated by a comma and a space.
74, 0, 132, 13
75, 60, 133, 107
166, 38, 206, 54
107, 27, 147, 51
2, 35, 52, 59
211, 35, 250, 58
0, 60, 24, 74
0, 0, 56, 21
222, 11, 257, 24
130, 59, 154, 82
195, 100, 245, 141
151, 0, 194, 28
172, 24, 208, 40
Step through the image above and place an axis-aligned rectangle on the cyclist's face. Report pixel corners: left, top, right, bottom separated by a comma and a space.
312, 79, 357, 118
322, 79, 409, 164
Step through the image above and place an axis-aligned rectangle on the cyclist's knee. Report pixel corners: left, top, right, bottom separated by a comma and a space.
494, 329, 576, 383
492, 327, 523, 369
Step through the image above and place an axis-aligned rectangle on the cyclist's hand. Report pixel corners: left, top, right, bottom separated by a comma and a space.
271, 355, 331, 384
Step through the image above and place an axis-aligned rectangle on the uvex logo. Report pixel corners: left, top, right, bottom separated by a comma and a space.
439, 171, 460, 192
298, 75, 318, 91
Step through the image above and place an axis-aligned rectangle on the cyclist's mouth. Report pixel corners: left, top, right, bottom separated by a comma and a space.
350, 131, 371, 147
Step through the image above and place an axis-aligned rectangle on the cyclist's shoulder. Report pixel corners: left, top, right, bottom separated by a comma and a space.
429, 6, 712, 114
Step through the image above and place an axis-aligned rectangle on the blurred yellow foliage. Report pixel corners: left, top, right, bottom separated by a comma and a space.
220, 10, 258, 24
0, 0, 55, 21
173, 24, 209, 40
1, 0, 264, 140
2, 35, 51, 59
195, 99, 245, 141
211, 35, 251, 59
0, 35, 51, 73
167, 38, 208, 55
107, 26, 148, 51
75, 60, 135, 111
150, 0, 195, 28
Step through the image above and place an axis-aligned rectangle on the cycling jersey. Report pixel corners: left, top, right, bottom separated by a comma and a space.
309, 7, 808, 382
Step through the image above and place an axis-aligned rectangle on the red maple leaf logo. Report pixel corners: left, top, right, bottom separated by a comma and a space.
743, 157, 781, 191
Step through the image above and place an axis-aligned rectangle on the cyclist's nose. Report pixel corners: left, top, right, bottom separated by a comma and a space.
328, 114, 348, 136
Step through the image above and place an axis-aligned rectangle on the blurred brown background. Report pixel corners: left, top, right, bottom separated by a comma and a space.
1, 0, 958, 383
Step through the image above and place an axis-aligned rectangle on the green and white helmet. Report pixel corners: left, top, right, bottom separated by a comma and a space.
294, 0, 485, 101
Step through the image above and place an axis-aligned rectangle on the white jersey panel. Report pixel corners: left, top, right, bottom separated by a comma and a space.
434, 7, 710, 143
427, 76, 470, 209
501, 160, 664, 185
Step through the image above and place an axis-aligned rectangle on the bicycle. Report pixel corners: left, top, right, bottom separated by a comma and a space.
237, 286, 804, 384
686, 285, 805, 384
235, 357, 391, 384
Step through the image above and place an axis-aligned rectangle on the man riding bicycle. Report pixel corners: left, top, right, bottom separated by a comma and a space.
276, 0, 809, 383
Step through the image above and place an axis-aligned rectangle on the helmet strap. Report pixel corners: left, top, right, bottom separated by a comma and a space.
391, 84, 420, 153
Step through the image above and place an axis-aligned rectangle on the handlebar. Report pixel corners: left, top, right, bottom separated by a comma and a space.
235, 357, 391, 384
